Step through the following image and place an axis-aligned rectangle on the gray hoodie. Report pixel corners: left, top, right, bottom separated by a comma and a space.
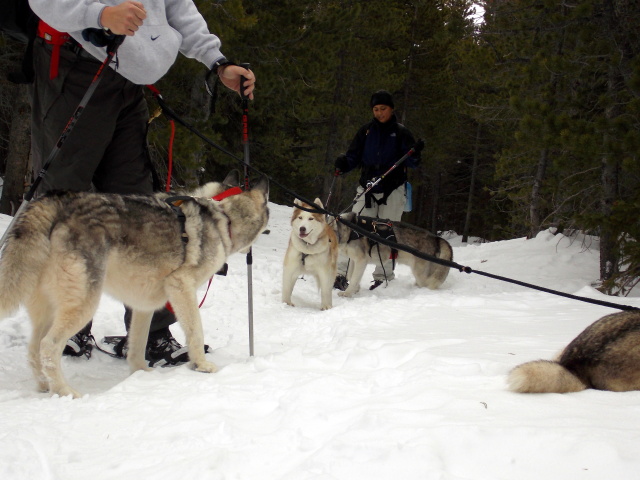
28, 0, 224, 85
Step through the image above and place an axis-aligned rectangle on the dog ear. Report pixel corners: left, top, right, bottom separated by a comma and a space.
313, 198, 324, 209
223, 170, 242, 187
253, 176, 269, 199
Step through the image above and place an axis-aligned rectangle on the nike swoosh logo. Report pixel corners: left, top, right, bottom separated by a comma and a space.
151, 35, 160, 41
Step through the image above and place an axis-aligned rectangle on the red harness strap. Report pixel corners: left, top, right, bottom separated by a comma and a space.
212, 186, 242, 201
37, 21, 71, 79
165, 186, 243, 314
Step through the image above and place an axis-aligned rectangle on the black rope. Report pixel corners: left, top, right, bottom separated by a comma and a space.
151, 93, 639, 314
338, 217, 639, 312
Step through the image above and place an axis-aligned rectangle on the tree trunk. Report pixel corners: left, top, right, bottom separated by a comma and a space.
0, 84, 31, 216
529, 146, 549, 238
430, 171, 441, 233
462, 124, 481, 242
598, 5, 625, 290
600, 151, 618, 285
400, 4, 418, 126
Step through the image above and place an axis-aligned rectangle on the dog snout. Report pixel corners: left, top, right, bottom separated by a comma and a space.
299, 226, 306, 233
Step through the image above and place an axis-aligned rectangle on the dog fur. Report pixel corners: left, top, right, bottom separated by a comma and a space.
334, 212, 452, 297
508, 309, 640, 393
282, 198, 338, 310
0, 173, 269, 397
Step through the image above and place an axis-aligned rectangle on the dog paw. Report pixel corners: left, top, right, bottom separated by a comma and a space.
37, 379, 49, 393
52, 385, 82, 399
338, 291, 353, 298
321, 305, 332, 311
192, 361, 219, 373
129, 359, 153, 373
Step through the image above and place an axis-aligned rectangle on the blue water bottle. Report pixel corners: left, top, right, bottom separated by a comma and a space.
404, 182, 412, 212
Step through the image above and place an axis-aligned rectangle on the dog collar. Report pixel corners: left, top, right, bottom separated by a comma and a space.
165, 187, 243, 245
212, 186, 243, 201
212, 186, 243, 240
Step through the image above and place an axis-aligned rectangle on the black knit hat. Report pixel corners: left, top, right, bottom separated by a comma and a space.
370, 90, 394, 109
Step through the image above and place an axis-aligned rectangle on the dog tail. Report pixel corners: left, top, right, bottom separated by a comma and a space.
0, 200, 57, 317
424, 237, 453, 289
507, 360, 587, 393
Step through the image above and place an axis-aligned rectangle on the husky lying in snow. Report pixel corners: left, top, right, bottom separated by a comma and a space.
508, 309, 640, 393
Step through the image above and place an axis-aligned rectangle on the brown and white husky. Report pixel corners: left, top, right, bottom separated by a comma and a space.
282, 198, 338, 310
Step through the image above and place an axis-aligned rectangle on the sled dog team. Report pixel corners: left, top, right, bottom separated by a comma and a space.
0, 179, 638, 397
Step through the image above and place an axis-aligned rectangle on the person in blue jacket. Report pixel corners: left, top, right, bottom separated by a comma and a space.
334, 90, 421, 290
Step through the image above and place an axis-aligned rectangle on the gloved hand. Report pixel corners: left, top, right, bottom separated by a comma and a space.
413, 139, 425, 153
334, 154, 349, 175
82, 28, 117, 47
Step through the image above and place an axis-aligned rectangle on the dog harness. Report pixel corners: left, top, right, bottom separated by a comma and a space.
296, 235, 334, 266
165, 186, 243, 244
163, 186, 243, 313
347, 215, 399, 261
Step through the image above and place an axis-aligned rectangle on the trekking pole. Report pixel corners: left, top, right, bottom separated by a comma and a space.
324, 168, 340, 209
240, 63, 255, 357
327, 153, 348, 208
337, 139, 424, 217
0, 35, 126, 248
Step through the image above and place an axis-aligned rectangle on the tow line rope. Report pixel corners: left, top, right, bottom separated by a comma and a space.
148, 90, 639, 314
340, 217, 638, 312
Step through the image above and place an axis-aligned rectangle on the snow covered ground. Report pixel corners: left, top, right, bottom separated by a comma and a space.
0, 201, 639, 480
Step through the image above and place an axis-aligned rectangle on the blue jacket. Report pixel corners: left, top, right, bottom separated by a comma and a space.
343, 115, 420, 195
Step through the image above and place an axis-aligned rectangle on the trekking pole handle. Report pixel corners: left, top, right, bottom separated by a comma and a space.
106, 34, 125, 55
239, 62, 251, 102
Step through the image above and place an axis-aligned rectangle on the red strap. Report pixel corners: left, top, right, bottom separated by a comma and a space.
37, 21, 70, 80
212, 186, 243, 201
143, 84, 244, 315
164, 277, 213, 314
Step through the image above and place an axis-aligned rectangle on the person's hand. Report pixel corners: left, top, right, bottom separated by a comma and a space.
100, 1, 146, 36
334, 154, 349, 175
218, 65, 256, 100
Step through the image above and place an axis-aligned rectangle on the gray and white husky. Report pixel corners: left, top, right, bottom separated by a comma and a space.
508, 309, 640, 393
0, 173, 269, 398
333, 212, 453, 297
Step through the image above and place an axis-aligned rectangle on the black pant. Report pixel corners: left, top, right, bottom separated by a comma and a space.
31, 39, 176, 335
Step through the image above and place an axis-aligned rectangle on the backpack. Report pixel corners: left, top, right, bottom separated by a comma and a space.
1, 0, 39, 83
